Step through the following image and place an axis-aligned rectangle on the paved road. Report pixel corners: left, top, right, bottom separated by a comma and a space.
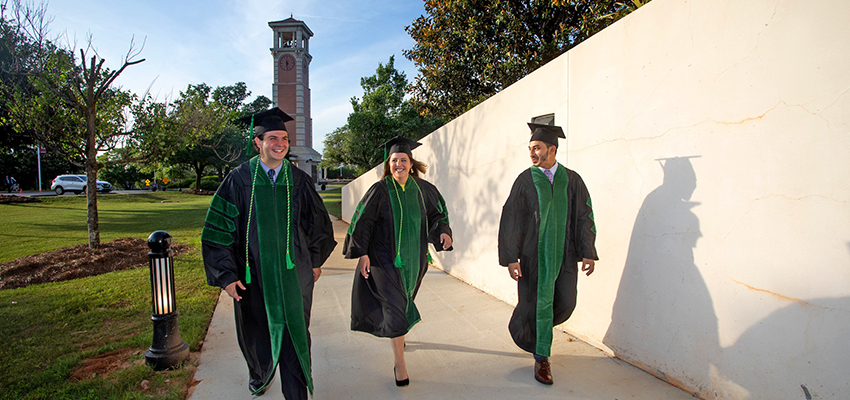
6, 189, 170, 197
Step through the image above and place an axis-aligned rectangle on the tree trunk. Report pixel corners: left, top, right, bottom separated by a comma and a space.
85, 105, 100, 249
194, 162, 206, 190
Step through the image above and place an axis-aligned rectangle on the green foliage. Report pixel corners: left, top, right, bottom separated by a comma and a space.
191, 177, 220, 191
404, 0, 649, 120
133, 82, 258, 191
98, 164, 145, 190
241, 95, 273, 116
169, 178, 196, 189
323, 165, 357, 180
322, 56, 443, 173
0, 192, 219, 399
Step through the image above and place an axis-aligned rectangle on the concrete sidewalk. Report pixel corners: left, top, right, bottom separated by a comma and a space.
188, 217, 695, 400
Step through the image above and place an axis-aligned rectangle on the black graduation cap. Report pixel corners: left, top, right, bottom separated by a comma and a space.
528, 123, 565, 147
237, 107, 294, 137
381, 136, 422, 159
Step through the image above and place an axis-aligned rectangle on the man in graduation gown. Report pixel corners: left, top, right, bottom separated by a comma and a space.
498, 123, 598, 385
202, 108, 336, 399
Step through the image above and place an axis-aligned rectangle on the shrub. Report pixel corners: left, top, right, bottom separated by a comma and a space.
191, 178, 220, 191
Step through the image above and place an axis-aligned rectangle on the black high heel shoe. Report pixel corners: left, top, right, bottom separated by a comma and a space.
394, 367, 410, 387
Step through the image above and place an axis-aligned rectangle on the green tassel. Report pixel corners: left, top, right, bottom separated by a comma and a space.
245, 263, 252, 284
427, 252, 433, 265
394, 253, 404, 268
243, 115, 255, 156
286, 251, 295, 270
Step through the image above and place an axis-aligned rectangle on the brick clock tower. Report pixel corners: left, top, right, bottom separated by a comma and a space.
269, 17, 321, 182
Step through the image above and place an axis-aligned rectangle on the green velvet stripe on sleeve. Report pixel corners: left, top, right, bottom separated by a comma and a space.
436, 194, 450, 225
347, 201, 366, 235
210, 193, 239, 218
587, 196, 597, 234
205, 207, 236, 232
201, 226, 234, 246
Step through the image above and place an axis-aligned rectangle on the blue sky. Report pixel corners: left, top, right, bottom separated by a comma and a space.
46, 0, 428, 153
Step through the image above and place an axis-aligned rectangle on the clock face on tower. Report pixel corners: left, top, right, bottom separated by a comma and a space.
279, 54, 295, 71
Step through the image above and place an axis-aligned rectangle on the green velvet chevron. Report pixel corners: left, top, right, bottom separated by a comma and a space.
201, 194, 239, 246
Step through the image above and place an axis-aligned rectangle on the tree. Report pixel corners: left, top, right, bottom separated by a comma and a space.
320, 125, 351, 169
2, 0, 150, 248
404, 0, 648, 120
133, 82, 259, 189
97, 161, 144, 190
322, 56, 443, 173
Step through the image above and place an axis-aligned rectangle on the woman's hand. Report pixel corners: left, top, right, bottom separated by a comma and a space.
358, 255, 370, 279
440, 233, 453, 250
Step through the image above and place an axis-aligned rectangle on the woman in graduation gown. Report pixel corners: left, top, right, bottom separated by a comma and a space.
343, 136, 453, 386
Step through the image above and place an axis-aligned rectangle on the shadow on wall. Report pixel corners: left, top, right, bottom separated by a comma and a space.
424, 119, 506, 276
714, 242, 850, 399
602, 156, 717, 397
719, 296, 850, 399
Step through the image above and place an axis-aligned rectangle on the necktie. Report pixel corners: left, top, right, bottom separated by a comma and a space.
544, 168, 554, 185
268, 168, 275, 183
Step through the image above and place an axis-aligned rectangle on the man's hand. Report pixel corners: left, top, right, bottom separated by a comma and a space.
440, 233, 453, 250
581, 258, 595, 276
313, 267, 322, 282
224, 280, 246, 301
508, 262, 522, 281
358, 255, 370, 279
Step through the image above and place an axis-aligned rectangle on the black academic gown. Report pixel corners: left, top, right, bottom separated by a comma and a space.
343, 176, 452, 338
202, 157, 336, 397
498, 165, 598, 356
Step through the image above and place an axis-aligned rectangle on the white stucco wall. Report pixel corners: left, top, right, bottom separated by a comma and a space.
341, 0, 850, 398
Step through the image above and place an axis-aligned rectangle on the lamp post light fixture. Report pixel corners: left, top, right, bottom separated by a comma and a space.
144, 230, 189, 370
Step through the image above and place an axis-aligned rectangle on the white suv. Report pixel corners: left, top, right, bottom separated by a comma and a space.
50, 174, 112, 195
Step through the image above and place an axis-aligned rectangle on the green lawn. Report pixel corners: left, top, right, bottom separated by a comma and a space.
319, 187, 342, 219
1, 193, 211, 262
0, 192, 220, 399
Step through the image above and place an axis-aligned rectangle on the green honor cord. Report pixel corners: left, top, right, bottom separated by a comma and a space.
245, 163, 259, 284
284, 160, 295, 270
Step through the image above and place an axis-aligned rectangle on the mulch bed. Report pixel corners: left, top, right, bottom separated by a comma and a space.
0, 238, 191, 290
0, 194, 41, 204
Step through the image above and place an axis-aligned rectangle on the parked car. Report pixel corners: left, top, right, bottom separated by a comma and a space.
50, 174, 112, 195
77, 175, 112, 194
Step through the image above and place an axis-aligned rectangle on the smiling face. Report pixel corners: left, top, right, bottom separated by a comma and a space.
254, 129, 289, 168
389, 152, 411, 183
529, 140, 556, 169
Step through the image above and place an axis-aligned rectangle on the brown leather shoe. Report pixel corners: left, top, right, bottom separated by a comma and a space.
534, 359, 553, 385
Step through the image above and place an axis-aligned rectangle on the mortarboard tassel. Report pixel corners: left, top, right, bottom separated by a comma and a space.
243, 116, 255, 156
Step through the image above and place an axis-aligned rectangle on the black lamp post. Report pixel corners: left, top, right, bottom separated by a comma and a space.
144, 230, 189, 370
